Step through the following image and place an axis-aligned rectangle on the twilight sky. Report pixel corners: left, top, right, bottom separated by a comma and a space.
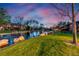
0, 3, 79, 27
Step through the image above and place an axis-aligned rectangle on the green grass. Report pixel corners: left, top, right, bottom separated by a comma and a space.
0, 33, 79, 56
0, 29, 11, 33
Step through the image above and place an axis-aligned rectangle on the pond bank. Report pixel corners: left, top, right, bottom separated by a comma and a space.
0, 31, 52, 48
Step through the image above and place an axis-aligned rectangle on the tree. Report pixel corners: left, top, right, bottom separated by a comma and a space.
15, 16, 24, 25
5, 15, 11, 23
24, 19, 39, 31
57, 21, 67, 27
39, 23, 44, 31
0, 8, 11, 24
72, 3, 77, 44
0, 8, 7, 20
19, 16, 24, 25
52, 3, 78, 44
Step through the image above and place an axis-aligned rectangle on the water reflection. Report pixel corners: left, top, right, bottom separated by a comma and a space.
0, 31, 40, 46
0, 31, 53, 48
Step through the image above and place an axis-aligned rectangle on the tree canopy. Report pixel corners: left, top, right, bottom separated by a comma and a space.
0, 8, 11, 24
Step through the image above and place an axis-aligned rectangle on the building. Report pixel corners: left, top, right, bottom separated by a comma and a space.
0, 23, 26, 31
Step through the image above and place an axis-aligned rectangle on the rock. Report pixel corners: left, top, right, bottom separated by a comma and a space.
14, 38, 20, 43
0, 39, 8, 48
40, 33, 46, 36
18, 36, 25, 41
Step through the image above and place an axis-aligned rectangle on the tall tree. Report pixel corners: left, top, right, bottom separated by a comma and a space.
72, 3, 77, 44
52, 3, 78, 44
0, 8, 6, 20
0, 8, 11, 24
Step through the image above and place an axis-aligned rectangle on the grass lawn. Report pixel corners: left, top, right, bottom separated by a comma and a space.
0, 33, 79, 56
0, 29, 11, 33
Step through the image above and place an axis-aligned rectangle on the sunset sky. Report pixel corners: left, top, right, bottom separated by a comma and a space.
0, 3, 79, 27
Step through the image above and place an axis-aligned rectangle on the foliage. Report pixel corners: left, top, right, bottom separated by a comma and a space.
0, 8, 11, 24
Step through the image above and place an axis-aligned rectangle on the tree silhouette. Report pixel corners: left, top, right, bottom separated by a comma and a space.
51, 3, 78, 45
0, 8, 11, 24
24, 19, 39, 31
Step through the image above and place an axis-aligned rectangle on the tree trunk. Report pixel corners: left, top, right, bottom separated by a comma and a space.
72, 3, 77, 44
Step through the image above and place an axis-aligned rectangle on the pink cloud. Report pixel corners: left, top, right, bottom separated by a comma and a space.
46, 17, 61, 24
38, 8, 53, 17
37, 8, 63, 24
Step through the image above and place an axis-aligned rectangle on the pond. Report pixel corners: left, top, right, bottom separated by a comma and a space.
0, 31, 40, 46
